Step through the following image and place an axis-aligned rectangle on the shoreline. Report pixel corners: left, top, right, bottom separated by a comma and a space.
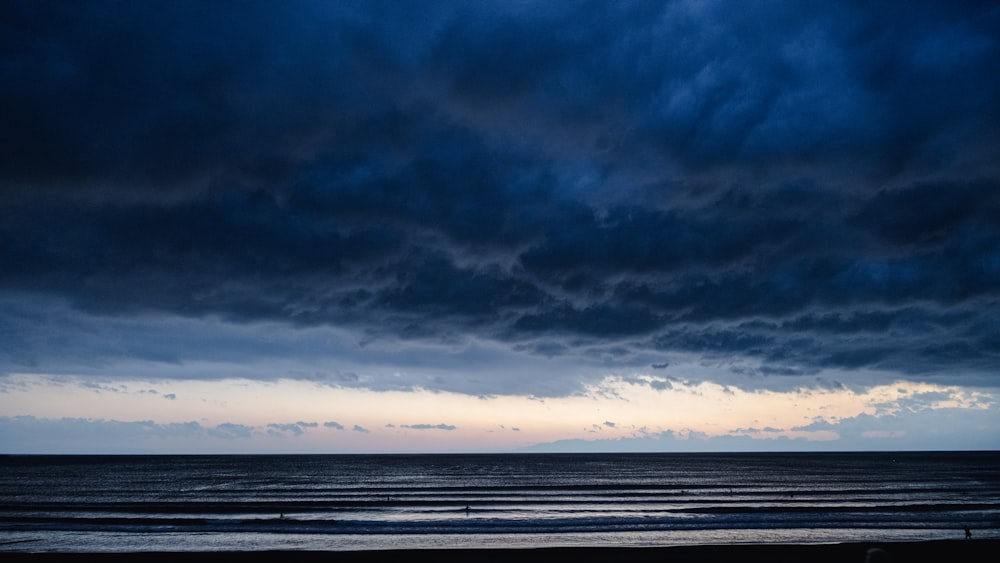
3, 539, 996, 562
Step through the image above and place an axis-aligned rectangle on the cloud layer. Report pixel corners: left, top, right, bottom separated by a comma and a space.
2, 1, 999, 395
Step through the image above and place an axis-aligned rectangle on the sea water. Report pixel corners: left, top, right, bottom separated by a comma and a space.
1, 452, 998, 552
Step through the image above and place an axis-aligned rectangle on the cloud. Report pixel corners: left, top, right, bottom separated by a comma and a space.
0, 416, 257, 453
522, 403, 1000, 453
0, 0, 998, 399
320, 421, 373, 434
210, 422, 255, 440
266, 421, 317, 437
401, 423, 457, 431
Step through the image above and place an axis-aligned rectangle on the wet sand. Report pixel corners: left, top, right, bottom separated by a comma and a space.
2, 539, 995, 563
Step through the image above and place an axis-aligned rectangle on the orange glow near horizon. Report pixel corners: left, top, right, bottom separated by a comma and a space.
1, 371, 992, 453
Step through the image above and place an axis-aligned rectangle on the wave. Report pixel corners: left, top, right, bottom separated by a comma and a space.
5, 510, 999, 537
2, 452, 998, 550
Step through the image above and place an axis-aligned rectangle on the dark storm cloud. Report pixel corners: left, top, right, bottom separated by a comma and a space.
2, 1, 999, 391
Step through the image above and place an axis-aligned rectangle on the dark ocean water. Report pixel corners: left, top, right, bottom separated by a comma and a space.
1, 452, 998, 552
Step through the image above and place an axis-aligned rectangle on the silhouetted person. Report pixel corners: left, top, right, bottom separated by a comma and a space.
965, 526, 972, 540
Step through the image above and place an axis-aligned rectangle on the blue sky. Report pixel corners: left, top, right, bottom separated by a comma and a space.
1, 0, 999, 453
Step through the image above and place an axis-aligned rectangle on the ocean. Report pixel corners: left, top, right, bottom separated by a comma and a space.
1, 452, 998, 552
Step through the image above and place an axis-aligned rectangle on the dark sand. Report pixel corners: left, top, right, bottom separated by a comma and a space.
2, 539, 995, 563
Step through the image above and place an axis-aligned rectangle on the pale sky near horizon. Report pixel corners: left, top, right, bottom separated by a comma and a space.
2, 1, 999, 454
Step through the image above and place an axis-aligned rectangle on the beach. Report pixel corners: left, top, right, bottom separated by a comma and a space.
4, 454, 998, 553
2, 540, 996, 563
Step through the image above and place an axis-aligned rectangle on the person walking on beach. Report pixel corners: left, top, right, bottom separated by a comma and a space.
965, 526, 972, 539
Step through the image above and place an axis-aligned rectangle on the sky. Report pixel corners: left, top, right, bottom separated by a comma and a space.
1, 0, 999, 454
